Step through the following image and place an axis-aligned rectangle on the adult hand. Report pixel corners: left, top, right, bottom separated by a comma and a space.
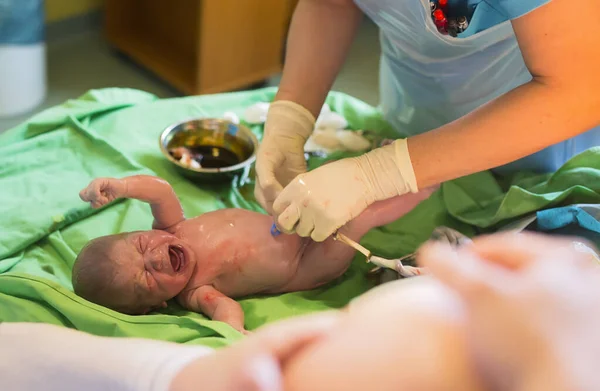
254, 101, 315, 214
272, 139, 418, 242
170, 311, 341, 391
418, 232, 600, 391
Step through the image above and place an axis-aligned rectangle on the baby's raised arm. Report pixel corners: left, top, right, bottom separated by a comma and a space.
79, 175, 185, 230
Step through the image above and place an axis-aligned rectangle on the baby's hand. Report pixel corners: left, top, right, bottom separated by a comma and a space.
79, 178, 127, 208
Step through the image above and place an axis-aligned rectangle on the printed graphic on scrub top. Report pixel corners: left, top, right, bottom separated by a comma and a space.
429, 0, 475, 36
357, 0, 549, 39
351, 0, 530, 146
433, 0, 552, 38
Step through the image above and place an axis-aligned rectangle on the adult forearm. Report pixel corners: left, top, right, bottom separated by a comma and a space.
276, 0, 363, 117
408, 79, 600, 189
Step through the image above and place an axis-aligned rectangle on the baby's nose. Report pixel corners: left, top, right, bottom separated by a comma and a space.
150, 259, 164, 271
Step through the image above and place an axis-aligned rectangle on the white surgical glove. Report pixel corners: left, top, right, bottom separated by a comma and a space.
254, 100, 316, 214
272, 138, 418, 242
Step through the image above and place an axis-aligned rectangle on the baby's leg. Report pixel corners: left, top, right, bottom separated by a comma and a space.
283, 277, 484, 391
344, 186, 439, 240
275, 187, 438, 292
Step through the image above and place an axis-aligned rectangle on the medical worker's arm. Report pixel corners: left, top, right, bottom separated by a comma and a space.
408, 0, 600, 188
272, 0, 600, 241
276, 0, 363, 116
79, 175, 185, 230
254, 0, 363, 214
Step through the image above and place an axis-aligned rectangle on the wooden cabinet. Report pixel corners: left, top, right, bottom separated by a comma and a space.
105, 0, 296, 95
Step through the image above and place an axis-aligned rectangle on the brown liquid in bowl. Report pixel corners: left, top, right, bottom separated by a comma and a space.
187, 145, 241, 168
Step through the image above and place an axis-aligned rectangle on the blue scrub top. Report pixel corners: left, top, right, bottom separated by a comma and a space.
355, 0, 600, 175
461, 0, 551, 38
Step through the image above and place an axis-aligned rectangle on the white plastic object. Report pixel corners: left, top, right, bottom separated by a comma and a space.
336, 130, 371, 152
315, 111, 348, 130
243, 102, 270, 124
305, 128, 371, 153
311, 128, 342, 150
304, 137, 331, 153
222, 111, 240, 124
304, 129, 339, 153
0, 43, 46, 117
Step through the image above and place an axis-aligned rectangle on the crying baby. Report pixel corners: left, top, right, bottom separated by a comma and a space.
73, 175, 435, 333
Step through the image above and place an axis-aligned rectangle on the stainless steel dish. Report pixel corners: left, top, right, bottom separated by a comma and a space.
159, 118, 259, 183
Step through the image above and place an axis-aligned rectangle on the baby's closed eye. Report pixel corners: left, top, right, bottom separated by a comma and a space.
142, 270, 156, 290
137, 236, 146, 254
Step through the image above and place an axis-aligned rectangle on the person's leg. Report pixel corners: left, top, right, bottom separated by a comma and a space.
282, 277, 485, 391
275, 187, 438, 292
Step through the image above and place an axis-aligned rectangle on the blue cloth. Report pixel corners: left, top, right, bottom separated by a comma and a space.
460, 0, 550, 38
355, 0, 600, 175
0, 0, 44, 45
460, 0, 549, 38
536, 205, 600, 234
502, 205, 600, 247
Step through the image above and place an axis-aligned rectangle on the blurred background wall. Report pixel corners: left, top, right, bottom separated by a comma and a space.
0, 0, 380, 132
46, 0, 103, 23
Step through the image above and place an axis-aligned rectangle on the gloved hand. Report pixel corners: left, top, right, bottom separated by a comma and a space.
254, 100, 315, 214
272, 138, 418, 242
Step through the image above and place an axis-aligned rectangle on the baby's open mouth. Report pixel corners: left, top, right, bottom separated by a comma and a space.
168, 245, 185, 273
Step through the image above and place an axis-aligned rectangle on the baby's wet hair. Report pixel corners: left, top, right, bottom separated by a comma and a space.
72, 234, 148, 315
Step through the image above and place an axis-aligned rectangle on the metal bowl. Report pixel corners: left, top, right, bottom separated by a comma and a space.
159, 118, 259, 183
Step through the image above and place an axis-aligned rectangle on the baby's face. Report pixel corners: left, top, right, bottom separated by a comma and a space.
108, 230, 196, 311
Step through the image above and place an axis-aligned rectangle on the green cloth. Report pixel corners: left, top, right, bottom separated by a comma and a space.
1, 87, 599, 348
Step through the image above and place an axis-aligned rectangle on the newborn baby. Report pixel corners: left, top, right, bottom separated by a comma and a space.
74, 175, 435, 333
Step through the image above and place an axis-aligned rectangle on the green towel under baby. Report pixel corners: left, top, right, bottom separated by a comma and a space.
1, 87, 599, 348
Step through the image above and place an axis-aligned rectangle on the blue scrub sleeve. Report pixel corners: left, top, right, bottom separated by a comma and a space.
485, 0, 551, 20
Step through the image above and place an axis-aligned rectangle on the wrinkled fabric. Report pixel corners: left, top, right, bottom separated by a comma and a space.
1, 87, 599, 349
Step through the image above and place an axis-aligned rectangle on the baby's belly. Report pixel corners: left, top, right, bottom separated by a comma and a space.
215, 235, 307, 297
180, 209, 307, 297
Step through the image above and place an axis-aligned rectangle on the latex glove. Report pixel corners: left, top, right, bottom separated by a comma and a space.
272, 139, 418, 241
170, 311, 340, 391
419, 233, 600, 391
254, 100, 315, 214
79, 177, 126, 208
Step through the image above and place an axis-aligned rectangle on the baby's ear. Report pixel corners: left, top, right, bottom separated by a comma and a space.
159, 301, 168, 308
